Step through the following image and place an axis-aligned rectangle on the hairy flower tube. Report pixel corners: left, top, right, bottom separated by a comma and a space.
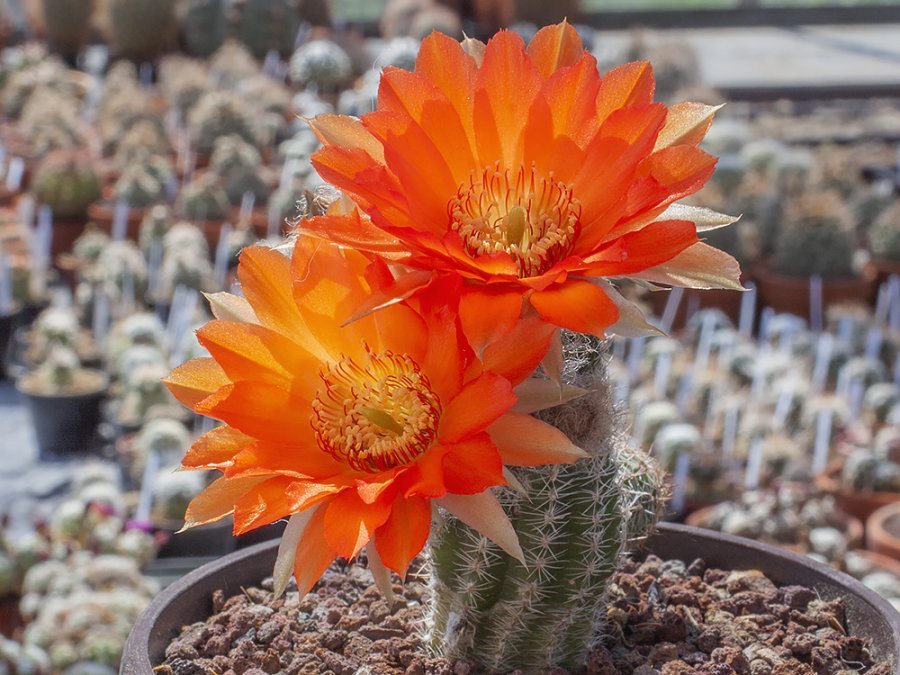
163, 238, 587, 595
302, 21, 742, 339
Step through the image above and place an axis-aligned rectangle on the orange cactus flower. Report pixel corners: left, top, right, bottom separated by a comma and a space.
303, 22, 742, 339
164, 238, 586, 595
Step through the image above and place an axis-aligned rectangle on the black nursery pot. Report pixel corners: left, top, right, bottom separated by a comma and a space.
120, 522, 900, 674
17, 377, 108, 461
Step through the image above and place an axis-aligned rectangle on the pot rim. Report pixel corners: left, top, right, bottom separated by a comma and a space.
122, 521, 900, 674
869, 501, 900, 545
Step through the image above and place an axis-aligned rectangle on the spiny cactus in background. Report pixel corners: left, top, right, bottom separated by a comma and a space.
105, 312, 168, 366
869, 202, 900, 263
864, 383, 900, 425
138, 205, 173, 255
0, 57, 75, 118
111, 164, 167, 210
23, 346, 102, 395
652, 423, 702, 472
289, 39, 352, 92
774, 191, 856, 278
79, 240, 149, 315
136, 418, 191, 464
188, 90, 258, 155
31, 151, 102, 220
237, 74, 293, 145
39, 0, 96, 61
377, 36, 420, 71
153, 248, 213, 304
843, 446, 900, 493
176, 174, 231, 221
179, 0, 227, 58
17, 90, 85, 154
209, 135, 272, 205
116, 361, 178, 427
114, 119, 173, 164
208, 40, 259, 88
152, 470, 206, 524
380, 0, 460, 40
233, 0, 302, 59
106, 0, 178, 62
163, 221, 210, 258
0, 636, 51, 675
158, 56, 208, 118
71, 226, 111, 267
426, 333, 665, 671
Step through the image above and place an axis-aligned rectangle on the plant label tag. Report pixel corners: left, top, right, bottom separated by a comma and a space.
671, 452, 690, 515
659, 286, 684, 334
812, 408, 834, 475
812, 334, 833, 393
113, 200, 130, 242
744, 438, 764, 491
653, 352, 672, 398
739, 281, 756, 337
5, 157, 24, 191
809, 275, 824, 333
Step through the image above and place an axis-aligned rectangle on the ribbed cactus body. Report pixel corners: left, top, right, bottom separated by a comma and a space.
426, 334, 664, 672
234, 0, 302, 58
32, 154, 102, 220
41, 0, 96, 61
107, 0, 177, 62
181, 0, 227, 58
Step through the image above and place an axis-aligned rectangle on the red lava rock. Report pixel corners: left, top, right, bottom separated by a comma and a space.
158, 553, 888, 674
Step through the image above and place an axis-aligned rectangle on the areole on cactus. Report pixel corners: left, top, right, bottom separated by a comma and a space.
164, 21, 740, 673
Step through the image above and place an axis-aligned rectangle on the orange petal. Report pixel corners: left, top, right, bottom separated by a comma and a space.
420, 300, 467, 401
473, 30, 542, 168
183, 475, 269, 530
323, 489, 392, 559
415, 32, 478, 150
238, 246, 329, 361
459, 285, 523, 358
342, 268, 433, 326
233, 476, 339, 535
442, 433, 505, 495
584, 220, 698, 276
596, 61, 655, 125
438, 371, 516, 443
292, 505, 337, 596
300, 212, 407, 257
225, 436, 346, 481
436, 491, 524, 563
480, 315, 555, 386
182, 426, 254, 470
196, 320, 318, 396
373, 494, 431, 578
526, 20, 584, 79
625, 145, 718, 218
488, 413, 587, 466
196, 380, 315, 446
309, 113, 385, 163
163, 358, 230, 411
529, 279, 619, 337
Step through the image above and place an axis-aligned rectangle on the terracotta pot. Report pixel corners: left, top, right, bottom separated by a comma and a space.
120, 522, 900, 674
88, 202, 146, 242
817, 462, 900, 522
686, 504, 865, 549
867, 502, 900, 562
0, 186, 18, 207
48, 216, 89, 261
869, 259, 900, 289
752, 264, 877, 321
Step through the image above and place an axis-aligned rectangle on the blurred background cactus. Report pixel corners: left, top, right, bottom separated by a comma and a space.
178, 0, 228, 58
289, 38, 352, 92
869, 202, 900, 264
773, 191, 857, 279
105, 0, 178, 62
38, 0, 96, 62
232, 0, 302, 59
31, 151, 101, 220
188, 90, 258, 155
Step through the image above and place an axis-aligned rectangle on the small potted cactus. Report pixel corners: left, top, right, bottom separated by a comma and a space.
104, 0, 178, 63
207, 135, 275, 209
175, 173, 232, 248
754, 191, 877, 319
15, 345, 108, 460
88, 156, 172, 241
37, 0, 96, 64
187, 91, 260, 164
288, 39, 353, 99
30, 150, 102, 260
867, 201, 900, 285
232, 0, 303, 59
818, 443, 900, 522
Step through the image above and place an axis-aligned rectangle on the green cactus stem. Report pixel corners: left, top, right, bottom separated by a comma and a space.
426, 333, 665, 672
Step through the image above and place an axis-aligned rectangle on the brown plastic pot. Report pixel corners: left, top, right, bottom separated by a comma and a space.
752, 264, 877, 320
867, 502, 900, 562
869, 259, 900, 289
120, 522, 900, 674
817, 462, 900, 522
88, 202, 146, 242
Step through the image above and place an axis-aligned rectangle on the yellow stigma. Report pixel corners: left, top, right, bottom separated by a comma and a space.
449, 164, 581, 278
311, 347, 441, 473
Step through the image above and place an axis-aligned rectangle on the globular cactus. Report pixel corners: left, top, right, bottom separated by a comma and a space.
232, 0, 302, 59
105, 312, 167, 366
17, 90, 85, 155
31, 151, 102, 220
843, 446, 900, 493
163, 222, 210, 258
1, 58, 75, 118
158, 57, 208, 118
869, 202, 900, 263
138, 205, 173, 255
71, 226, 111, 266
0, 636, 51, 675
111, 164, 167, 210
208, 40, 259, 88
116, 361, 178, 427
426, 333, 665, 671
105, 0, 178, 62
178, 0, 227, 58
289, 39, 353, 92
152, 469, 207, 524
773, 191, 856, 278
114, 120, 172, 164
176, 174, 231, 221
188, 91, 259, 155
377, 37, 420, 72
153, 249, 213, 304
39, 0, 96, 62
209, 134, 262, 177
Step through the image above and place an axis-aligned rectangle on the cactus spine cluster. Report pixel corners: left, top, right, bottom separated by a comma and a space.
426, 334, 664, 671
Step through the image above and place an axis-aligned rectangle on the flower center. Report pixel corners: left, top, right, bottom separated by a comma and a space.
311, 347, 441, 473
449, 164, 581, 278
